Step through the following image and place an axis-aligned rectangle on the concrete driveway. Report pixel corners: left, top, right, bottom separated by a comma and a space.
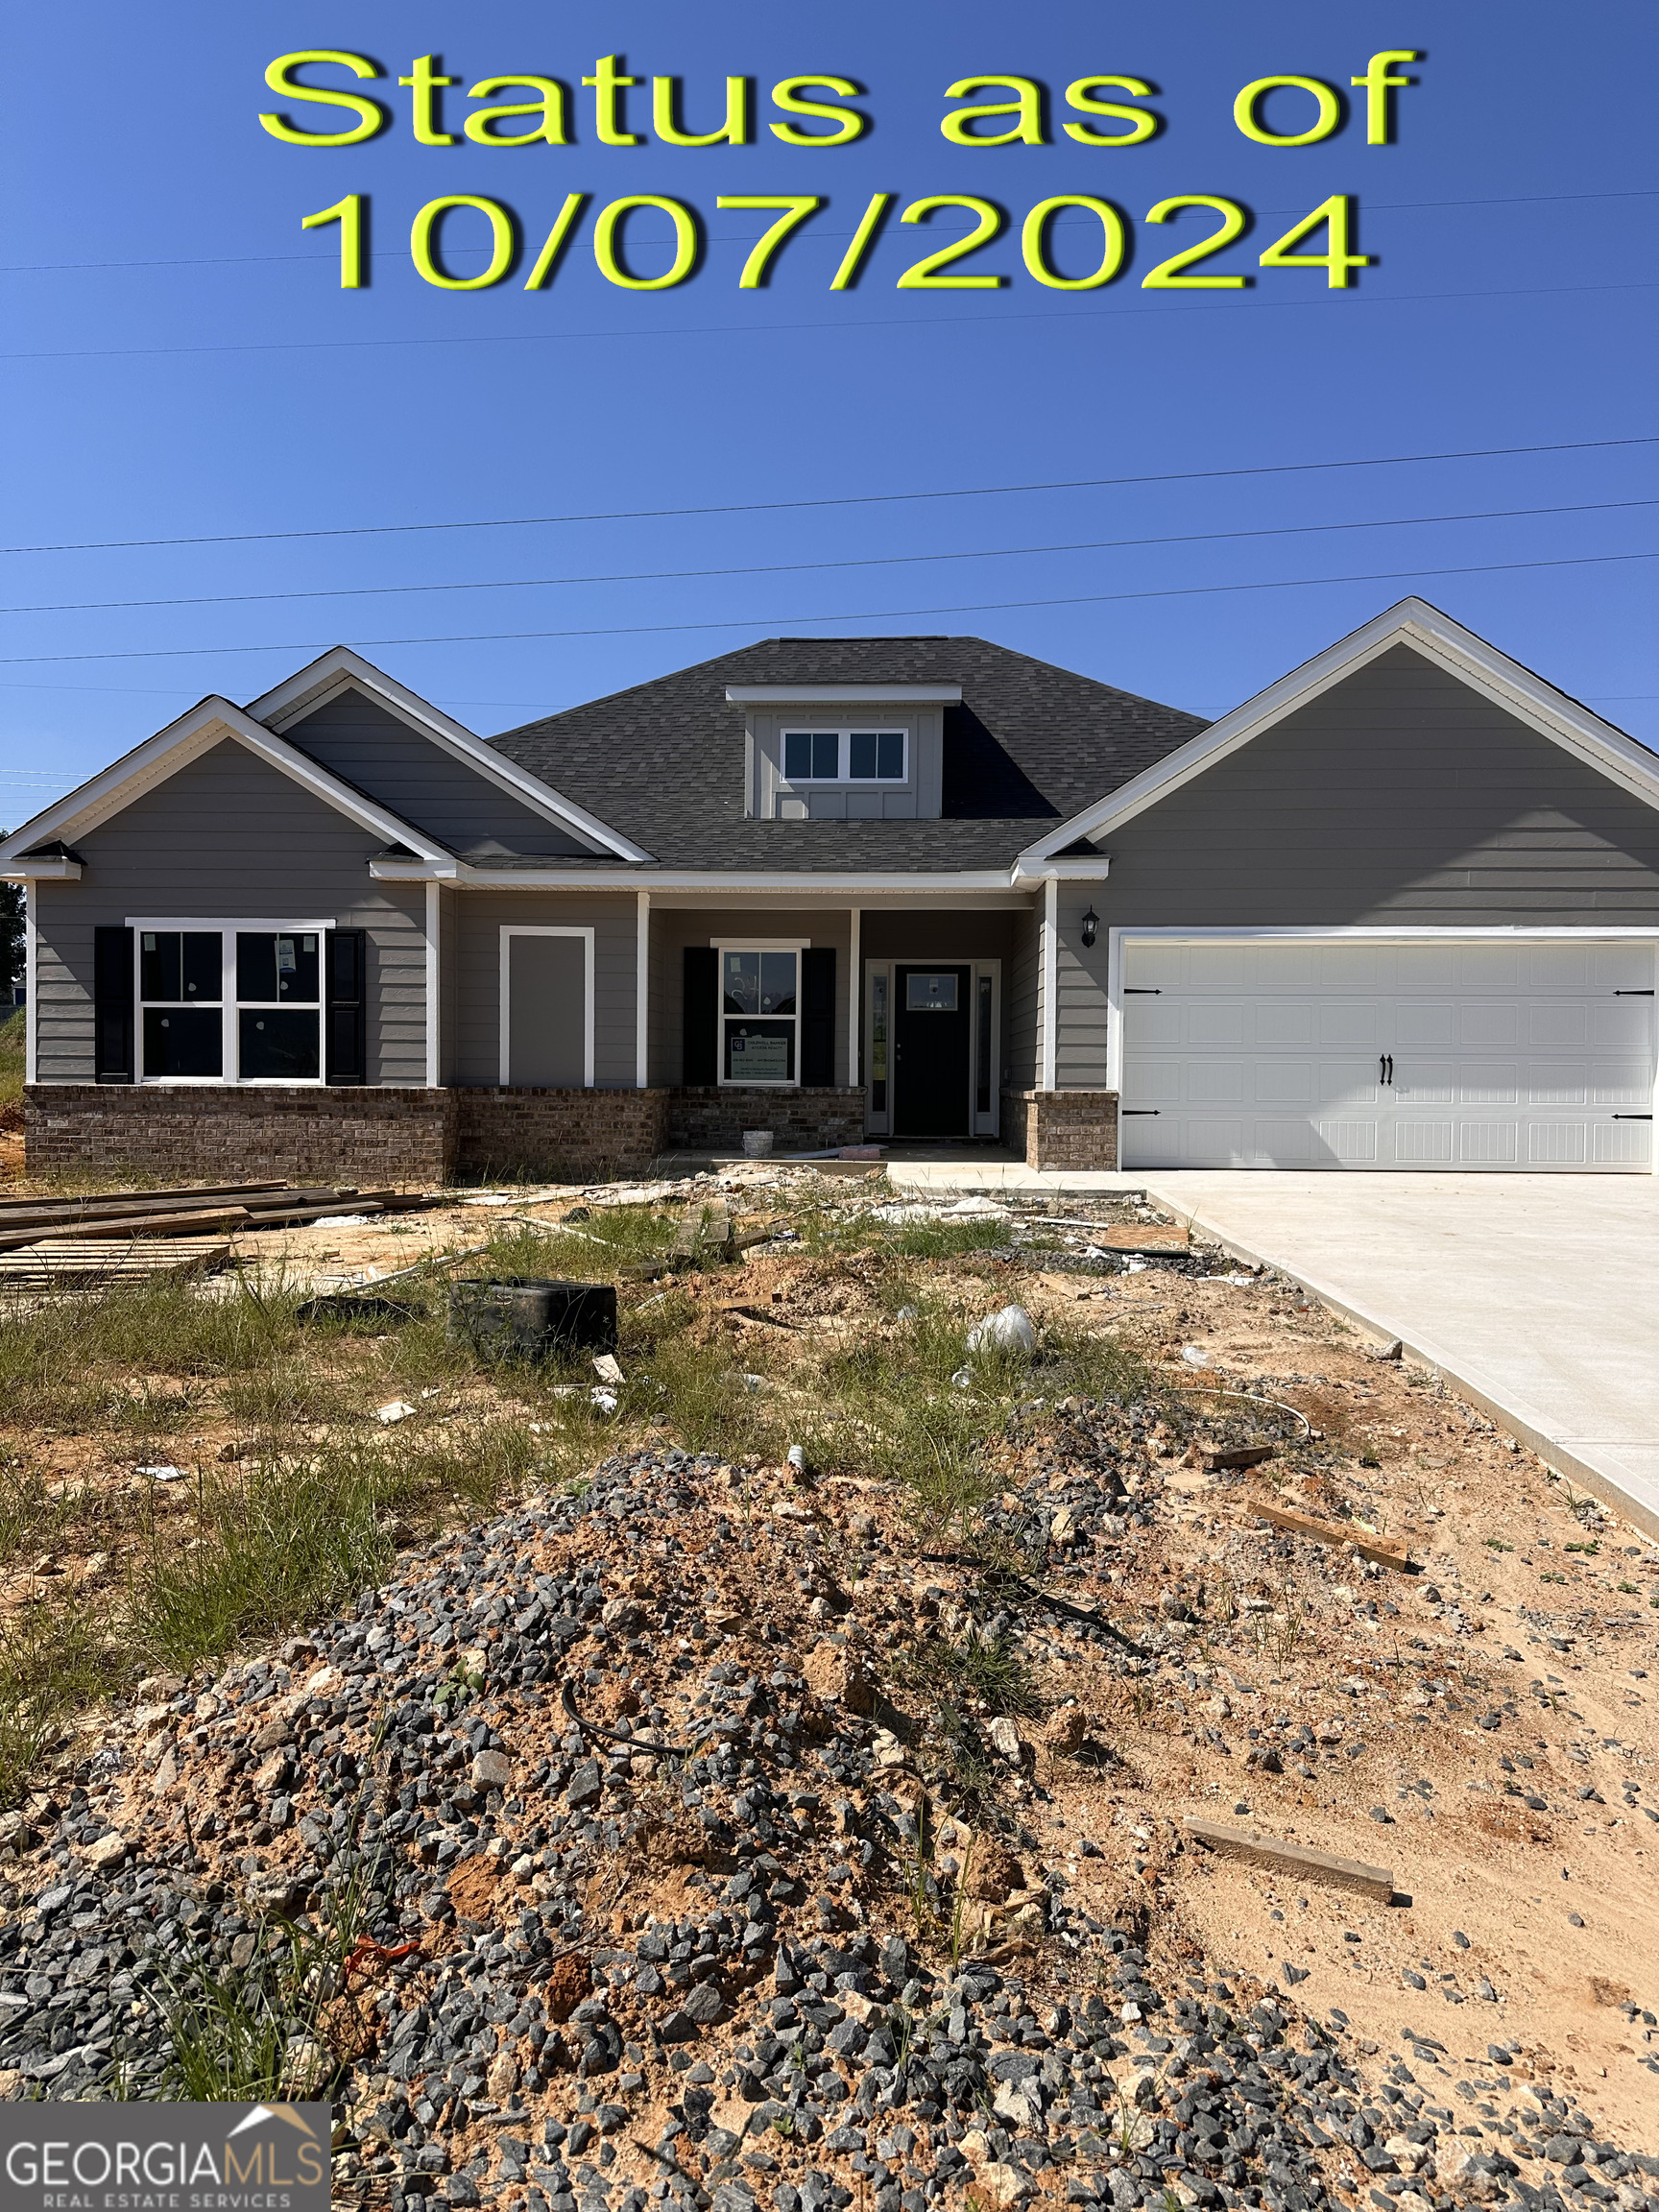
1130, 1171, 1659, 1541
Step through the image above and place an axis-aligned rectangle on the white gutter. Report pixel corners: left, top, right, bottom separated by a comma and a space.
367, 862, 1092, 895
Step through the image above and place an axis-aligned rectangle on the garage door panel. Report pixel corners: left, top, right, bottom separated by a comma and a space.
1315, 1118, 1378, 1164
1457, 1064, 1518, 1105
1593, 1122, 1651, 1166
1123, 999, 1180, 1046
1190, 1062, 1246, 1104
1253, 1061, 1315, 1106
1529, 1124, 1587, 1166
1397, 1063, 1452, 1104
1316, 1000, 1380, 1047
1255, 1001, 1314, 1046
1458, 1001, 1519, 1047
1118, 939, 1653, 1172
1188, 1000, 1246, 1046
1394, 1119, 1455, 1165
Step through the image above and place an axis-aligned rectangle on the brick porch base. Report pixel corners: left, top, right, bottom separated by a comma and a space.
1000, 1089, 1118, 1171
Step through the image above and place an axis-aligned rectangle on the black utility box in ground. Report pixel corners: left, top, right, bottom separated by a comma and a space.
447, 1277, 617, 1360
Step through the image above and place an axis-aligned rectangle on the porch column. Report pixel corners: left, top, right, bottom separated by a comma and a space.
1040, 874, 1058, 1090
847, 906, 860, 1091
424, 880, 440, 1087
636, 888, 650, 1088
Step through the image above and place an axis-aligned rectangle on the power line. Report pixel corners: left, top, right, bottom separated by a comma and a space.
2, 183, 1651, 279
5, 435, 1651, 560
3, 496, 1651, 619
0, 547, 1652, 667
2, 272, 1653, 372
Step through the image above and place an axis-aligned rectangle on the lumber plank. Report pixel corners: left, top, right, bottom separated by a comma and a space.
1099, 1223, 1190, 1251
1182, 1816, 1395, 1901
235, 1201, 387, 1230
0, 1183, 287, 1228
0, 1181, 284, 1214
0, 1207, 251, 1253
1247, 1496, 1413, 1571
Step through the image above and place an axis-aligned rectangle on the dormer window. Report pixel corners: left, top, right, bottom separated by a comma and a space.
781, 730, 907, 784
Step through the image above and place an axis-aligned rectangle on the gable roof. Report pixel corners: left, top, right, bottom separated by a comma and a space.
1019, 597, 1659, 864
244, 648, 651, 862
0, 693, 461, 878
491, 636, 1207, 874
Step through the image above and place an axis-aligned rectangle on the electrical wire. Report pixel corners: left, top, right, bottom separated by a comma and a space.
3, 497, 1651, 619
0, 546, 1652, 667
4, 435, 1651, 559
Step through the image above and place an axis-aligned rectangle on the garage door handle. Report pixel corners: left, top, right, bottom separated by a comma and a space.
1612, 1114, 1653, 1120
1121, 1109, 1160, 1116
1614, 990, 1654, 997
1379, 1054, 1394, 1086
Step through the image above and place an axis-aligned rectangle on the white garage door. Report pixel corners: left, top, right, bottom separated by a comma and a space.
1119, 939, 1655, 1171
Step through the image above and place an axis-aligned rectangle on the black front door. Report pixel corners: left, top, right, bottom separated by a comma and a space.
893, 966, 972, 1137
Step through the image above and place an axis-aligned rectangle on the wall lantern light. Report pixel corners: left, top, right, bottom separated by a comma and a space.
1080, 906, 1099, 950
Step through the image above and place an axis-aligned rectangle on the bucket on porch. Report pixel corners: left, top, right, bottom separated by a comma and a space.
741, 1129, 775, 1158
447, 1277, 617, 1362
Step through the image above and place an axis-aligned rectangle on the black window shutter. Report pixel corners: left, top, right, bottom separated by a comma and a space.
325, 928, 368, 1085
801, 947, 836, 1086
683, 947, 717, 1086
93, 926, 134, 1084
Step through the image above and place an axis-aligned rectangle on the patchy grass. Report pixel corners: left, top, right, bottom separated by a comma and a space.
903, 1623, 1044, 1720
0, 1007, 22, 1126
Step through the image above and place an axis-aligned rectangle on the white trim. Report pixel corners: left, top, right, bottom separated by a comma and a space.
1020, 598, 1659, 864
870, 955, 1001, 1140
369, 862, 1033, 894
0, 698, 458, 873
23, 892, 36, 1086
124, 915, 336, 931
498, 926, 595, 1089
131, 919, 330, 1089
636, 889, 650, 1090
1105, 924, 1659, 1173
1, 858, 81, 883
425, 882, 441, 1089
1040, 876, 1058, 1092
1010, 856, 1111, 882
848, 907, 860, 1087
726, 685, 960, 705
714, 940, 804, 1089
245, 650, 652, 862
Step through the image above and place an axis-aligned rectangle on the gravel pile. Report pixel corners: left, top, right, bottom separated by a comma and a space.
1, 1443, 1655, 2212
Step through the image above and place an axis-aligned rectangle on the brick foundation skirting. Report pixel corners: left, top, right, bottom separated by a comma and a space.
450, 1088, 669, 1182
1000, 1089, 1118, 1171
25, 1082, 875, 1187
665, 1087, 866, 1155
24, 1086, 454, 1189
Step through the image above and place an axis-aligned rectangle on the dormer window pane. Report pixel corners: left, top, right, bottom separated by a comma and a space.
784, 731, 838, 781
849, 731, 905, 781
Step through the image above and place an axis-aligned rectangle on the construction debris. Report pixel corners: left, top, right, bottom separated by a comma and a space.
1182, 1815, 1396, 1901
1247, 1495, 1415, 1571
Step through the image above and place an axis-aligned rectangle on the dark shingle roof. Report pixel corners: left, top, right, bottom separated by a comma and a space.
489, 637, 1207, 873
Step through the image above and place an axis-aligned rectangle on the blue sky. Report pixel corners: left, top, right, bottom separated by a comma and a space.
2, 1, 1654, 824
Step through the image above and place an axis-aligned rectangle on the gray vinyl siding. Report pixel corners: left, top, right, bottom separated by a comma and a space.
1006, 903, 1039, 1089
648, 908, 852, 1087
279, 688, 596, 858
748, 708, 946, 820
450, 892, 639, 1088
32, 737, 427, 1084
1055, 885, 1109, 1089
1098, 646, 1659, 927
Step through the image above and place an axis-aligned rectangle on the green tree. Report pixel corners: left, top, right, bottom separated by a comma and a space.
0, 850, 20, 997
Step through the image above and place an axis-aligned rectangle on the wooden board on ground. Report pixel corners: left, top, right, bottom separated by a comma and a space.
0, 1237, 232, 1291
1246, 1496, 1413, 1571
1182, 1816, 1395, 1901
1098, 1223, 1190, 1251
0, 1207, 252, 1253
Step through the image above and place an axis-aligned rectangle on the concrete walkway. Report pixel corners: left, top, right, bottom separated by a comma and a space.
886, 1154, 1659, 1539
